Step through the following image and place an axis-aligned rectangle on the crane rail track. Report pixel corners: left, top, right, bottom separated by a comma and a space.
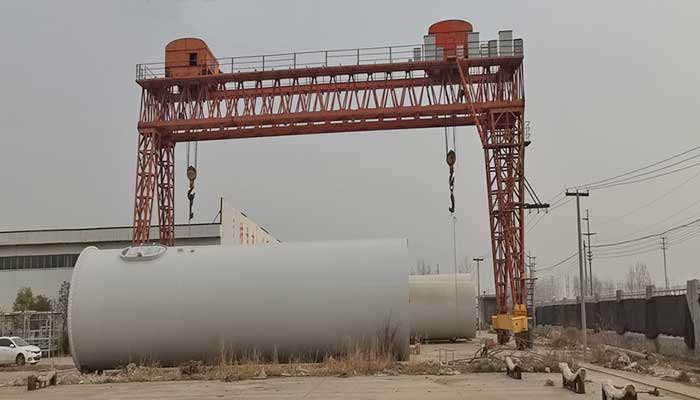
581, 362, 700, 400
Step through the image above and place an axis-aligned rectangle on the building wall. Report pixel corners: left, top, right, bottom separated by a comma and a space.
0, 237, 221, 311
220, 198, 279, 245
0, 198, 278, 311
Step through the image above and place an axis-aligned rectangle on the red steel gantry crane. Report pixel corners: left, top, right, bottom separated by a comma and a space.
132, 20, 538, 346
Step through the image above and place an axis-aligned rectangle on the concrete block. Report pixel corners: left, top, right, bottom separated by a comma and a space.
645, 285, 655, 300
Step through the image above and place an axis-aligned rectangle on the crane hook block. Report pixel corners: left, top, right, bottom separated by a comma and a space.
446, 150, 456, 167
186, 165, 197, 183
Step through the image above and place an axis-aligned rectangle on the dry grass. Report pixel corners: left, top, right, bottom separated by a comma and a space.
676, 371, 691, 383
0, 363, 74, 373
49, 353, 403, 386
549, 328, 579, 349
36, 337, 421, 387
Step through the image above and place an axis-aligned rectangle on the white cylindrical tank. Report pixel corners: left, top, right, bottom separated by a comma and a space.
409, 274, 476, 340
68, 239, 409, 371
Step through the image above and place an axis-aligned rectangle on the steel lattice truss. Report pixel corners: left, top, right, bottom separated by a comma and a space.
133, 56, 525, 314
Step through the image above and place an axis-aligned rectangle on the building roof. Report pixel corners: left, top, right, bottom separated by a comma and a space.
0, 223, 221, 246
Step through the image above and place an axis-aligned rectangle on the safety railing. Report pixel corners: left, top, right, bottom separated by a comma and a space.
135, 39, 524, 80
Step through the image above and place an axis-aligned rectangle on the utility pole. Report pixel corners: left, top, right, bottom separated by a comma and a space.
661, 236, 669, 289
582, 242, 589, 295
566, 190, 589, 350
474, 257, 484, 332
582, 209, 596, 296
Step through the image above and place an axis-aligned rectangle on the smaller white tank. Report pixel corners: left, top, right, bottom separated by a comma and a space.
409, 274, 476, 340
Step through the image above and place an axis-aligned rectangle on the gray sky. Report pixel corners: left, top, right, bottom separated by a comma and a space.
1, 0, 699, 294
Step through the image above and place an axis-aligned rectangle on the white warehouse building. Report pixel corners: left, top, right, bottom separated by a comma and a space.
0, 198, 278, 311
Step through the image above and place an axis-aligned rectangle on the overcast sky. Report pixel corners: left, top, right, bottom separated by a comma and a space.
1, 0, 699, 294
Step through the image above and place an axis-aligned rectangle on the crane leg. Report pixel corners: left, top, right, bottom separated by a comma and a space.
132, 129, 158, 246
480, 108, 528, 347
132, 129, 175, 247
157, 139, 175, 246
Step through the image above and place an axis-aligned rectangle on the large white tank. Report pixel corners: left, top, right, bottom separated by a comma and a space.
68, 239, 410, 371
409, 274, 476, 340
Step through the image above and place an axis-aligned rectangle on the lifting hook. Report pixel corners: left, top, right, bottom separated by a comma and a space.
186, 165, 197, 221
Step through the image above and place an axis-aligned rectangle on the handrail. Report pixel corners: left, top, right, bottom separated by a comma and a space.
136, 39, 524, 80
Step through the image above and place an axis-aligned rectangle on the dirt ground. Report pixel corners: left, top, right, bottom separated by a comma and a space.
1, 336, 699, 399
0, 371, 673, 400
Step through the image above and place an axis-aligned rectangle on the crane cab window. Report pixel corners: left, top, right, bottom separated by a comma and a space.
189, 52, 198, 66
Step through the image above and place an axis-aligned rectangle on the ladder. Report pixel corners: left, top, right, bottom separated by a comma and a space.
524, 277, 537, 325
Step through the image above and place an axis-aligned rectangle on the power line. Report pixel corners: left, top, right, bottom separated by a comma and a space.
537, 251, 578, 273
592, 217, 700, 249
619, 198, 700, 239
587, 152, 700, 189
526, 197, 573, 233
591, 222, 700, 259
527, 153, 700, 232
594, 223, 700, 256
596, 169, 700, 228
588, 159, 700, 190
572, 144, 700, 190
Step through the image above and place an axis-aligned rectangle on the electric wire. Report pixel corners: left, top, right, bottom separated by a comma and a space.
571, 144, 700, 190
526, 197, 573, 233
590, 222, 700, 259
596, 169, 700, 228
536, 251, 578, 273
618, 199, 700, 240
592, 217, 700, 249
593, 228, 700, 257
586, 159, 700, 191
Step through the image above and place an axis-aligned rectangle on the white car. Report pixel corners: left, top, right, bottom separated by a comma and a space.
0, 336, 41, 366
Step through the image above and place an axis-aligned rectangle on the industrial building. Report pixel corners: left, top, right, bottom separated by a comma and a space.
0, 198, 278, 311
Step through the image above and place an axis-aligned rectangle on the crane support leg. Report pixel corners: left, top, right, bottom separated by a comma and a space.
456, 60, 529, 347
157, 139, 175, 246
132, 129, 175, 246
481, 109, 528, 347
132, 129, 158, 246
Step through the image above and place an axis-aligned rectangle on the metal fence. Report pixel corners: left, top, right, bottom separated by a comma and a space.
0, 311, 63, 358
136, 39, 524, 80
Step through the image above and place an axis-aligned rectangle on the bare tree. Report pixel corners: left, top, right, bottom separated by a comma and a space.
534, 275, 561, 302
625, 262, 652, 293
412, 259, 433, 275
591, 276, 619, 297
458, 256, 473, 275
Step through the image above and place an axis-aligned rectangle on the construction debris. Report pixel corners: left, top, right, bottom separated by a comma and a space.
602, 383, 658, 400
560, 362, 586, 394
603, 345, 655, 362
602, 383, 638, 400
593, 345, 655, 374
505, 357, 522, 379
27, 370, 57, 391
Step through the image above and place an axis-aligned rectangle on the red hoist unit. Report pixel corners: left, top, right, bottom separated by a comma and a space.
132, 19, 547, 347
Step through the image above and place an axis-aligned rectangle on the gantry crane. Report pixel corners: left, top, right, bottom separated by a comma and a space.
132, 19, 544, 347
